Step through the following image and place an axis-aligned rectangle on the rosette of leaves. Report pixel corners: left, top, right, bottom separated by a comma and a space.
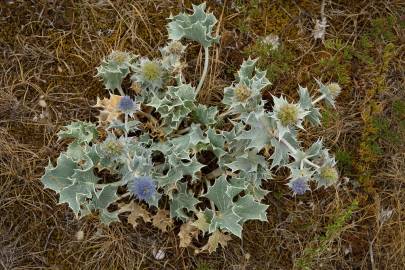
96, 51, 136, 93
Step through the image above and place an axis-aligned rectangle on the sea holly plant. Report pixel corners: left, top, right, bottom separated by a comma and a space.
41, 3, 342, 253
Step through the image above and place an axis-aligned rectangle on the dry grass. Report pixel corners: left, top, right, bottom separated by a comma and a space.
0, 0, 404, 269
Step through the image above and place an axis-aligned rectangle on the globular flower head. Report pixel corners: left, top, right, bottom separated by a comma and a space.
108, 51, 132, 66
131, 176, 156, 202
131, 58, 165, 91
278, 104, 299, 126
317, 164, 339, 187
288, 177, 310, 195
118, 96, 135, 113
234, 83, 252, 102
327, 83, 341, 98
316, 79, 342, 107
272, 96, 308, 128
161, 40, 186, 56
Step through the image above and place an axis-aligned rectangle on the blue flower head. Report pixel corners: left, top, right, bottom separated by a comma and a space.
118, 96, 135, 113
131, 176, 156, 201
288, 177, 309, 195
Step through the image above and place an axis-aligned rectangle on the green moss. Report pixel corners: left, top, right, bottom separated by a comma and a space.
392, 100, 405, 117
196, 262, 214, 270
245, 43, 295, 82
321, 108, 339, 127
370, 16, 397, 42
335, 150, 353, 170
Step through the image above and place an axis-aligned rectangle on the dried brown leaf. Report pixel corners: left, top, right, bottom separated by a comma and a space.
198, 230, 232, 254
178, 221, 199, 248
152, 209, 173, 233
118, 201, 151, 228
94, 94, 122, 126
192, 211, 209, 234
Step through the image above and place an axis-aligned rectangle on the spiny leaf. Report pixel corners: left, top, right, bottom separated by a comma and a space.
57, 121, 98, 144
204, 176, 233, 211
96, 51, 135, 91
167, 3, 219, 48
226, 150, 267, 173
191, 104, 218, 126
92, 185, 118, 210
170, 182, 200, 221
100, 209, 119, 225
233, 195, 268, 223
94, 94, 123, 126
209, 208, 242, 238
298, 86, 322, 126
58, 179, 94, 216
236, 112, 274, 151
192, 210, 212, 235
41, 154, 77, 193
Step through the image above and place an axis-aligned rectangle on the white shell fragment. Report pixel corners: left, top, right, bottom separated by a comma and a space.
152, 248, 165, 260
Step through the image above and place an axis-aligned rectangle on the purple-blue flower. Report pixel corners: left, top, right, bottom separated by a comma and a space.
131, 176, 156, 201
118, 96, 135, 113
288, 177, 309, 195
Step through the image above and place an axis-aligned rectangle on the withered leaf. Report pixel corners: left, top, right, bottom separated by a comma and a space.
198, 230, 232, 254
118, 201, 151, 228
152, 209, 173, 233
192, 211, 209, 234
94, 94, 122, 126
178, 221, 199, 248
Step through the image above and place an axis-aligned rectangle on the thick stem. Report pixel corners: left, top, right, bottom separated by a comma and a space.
196, 46, 209, 94
117, 192, 131, 201
304, 158, 320, 169
210, 200, 216, 218
279, 136, 298, 155
279, 132, 320, 169
312, 94, 326, 105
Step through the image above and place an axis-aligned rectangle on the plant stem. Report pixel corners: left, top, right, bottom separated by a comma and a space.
304, 158, 320, 169
210, 200, 216, 218
279, 136, 297, 155
279, 133, 320, 169
196, 46, 209, 94
117, 192, 131, 201
117, 88, 125, 96
312, 94, 325, 105
124, 113, 128, 138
